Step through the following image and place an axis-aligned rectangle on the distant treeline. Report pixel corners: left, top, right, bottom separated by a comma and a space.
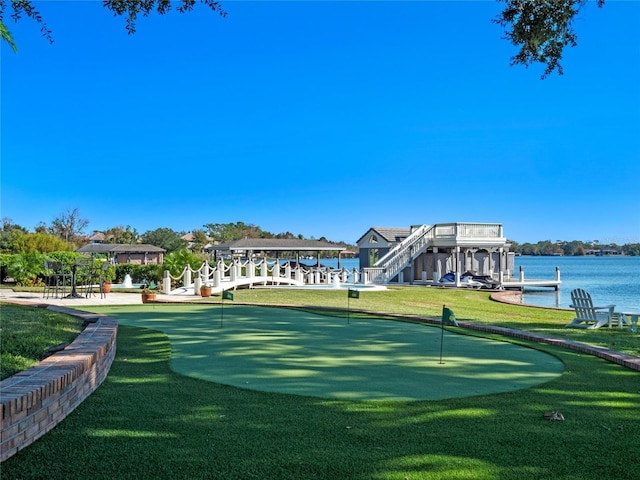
3, 215, 637, 257
0, 218, 356, 257
508, 240, 640, 256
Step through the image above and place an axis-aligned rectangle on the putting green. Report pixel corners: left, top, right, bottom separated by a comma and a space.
90, 304, 564, 401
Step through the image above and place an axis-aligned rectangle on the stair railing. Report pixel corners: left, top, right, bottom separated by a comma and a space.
373, 224, 435, 283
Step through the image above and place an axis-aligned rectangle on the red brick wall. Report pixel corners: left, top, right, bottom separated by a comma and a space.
0, 311, 118, 462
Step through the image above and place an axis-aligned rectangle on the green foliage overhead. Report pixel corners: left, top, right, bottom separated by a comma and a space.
0, 0, 53, 46
0, 0, 226, 47
103, 0, 227, 34
494, 0, 605, 78
1, 0, 606, 78
0, 17, 17, 51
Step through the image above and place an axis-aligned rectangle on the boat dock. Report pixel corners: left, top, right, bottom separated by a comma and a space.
500, 266, 562, 291
500, 279, 561, 290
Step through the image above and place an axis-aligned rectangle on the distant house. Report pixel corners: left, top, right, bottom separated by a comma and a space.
181, 232, 195, 245
76, 243, 166, 265
181, 232, 215, 252
110, 244, 165, 265
87, 232, 106, 244
585, 249, 622, 256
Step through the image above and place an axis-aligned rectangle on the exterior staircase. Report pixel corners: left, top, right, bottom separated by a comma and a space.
372, 224, 434, 283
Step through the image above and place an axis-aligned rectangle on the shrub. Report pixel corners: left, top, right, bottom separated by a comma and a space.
163, 249, 206, 277
114, 264, 163, 285
5, 252, 46, 286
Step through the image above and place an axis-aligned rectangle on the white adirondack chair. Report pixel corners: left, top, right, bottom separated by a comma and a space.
565, 288, 615, 329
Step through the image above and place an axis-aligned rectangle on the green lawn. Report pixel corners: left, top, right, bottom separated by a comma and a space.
1, 287, 639, 479
2, 322, 638, 479
0, 303, 85, 380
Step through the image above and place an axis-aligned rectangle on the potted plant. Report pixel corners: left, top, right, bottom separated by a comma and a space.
200, 285, 212, 297
141, 288, 157, 303
101, 263, 116, 293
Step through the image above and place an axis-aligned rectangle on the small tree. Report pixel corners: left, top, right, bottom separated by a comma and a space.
102, 225, 140, 244
0, 218, 28, 252
140, 227, 186, 254
9, 232, 74, 253
190, 229, 210, 253
48, 208, 88, 245
163, 249, 205, 278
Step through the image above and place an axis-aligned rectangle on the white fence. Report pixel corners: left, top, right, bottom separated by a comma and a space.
163, 259, 363, 294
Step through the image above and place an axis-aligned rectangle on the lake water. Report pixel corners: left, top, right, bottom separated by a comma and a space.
301, 256, 640, 313
514, 256, 640, 312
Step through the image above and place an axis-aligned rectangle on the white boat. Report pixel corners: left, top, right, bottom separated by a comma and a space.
438, 272, 487, 289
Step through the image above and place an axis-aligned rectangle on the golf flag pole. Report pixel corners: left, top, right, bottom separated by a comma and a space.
347, 288, 359, 324
439, 305, 445, 364
221, 289, 234, 327
220, 290, 224, 328
439, 304, 459, 364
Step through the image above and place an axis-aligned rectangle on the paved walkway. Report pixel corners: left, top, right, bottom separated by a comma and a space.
0, 288, 185, 307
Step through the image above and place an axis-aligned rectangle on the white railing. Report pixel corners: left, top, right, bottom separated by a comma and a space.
164, 259, 363, 294
434, 223, 503, 240
362, 267, 385, 285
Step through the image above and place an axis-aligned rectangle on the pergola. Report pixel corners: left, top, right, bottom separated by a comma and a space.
209, 238, 353, 267
76, 243, 166, 265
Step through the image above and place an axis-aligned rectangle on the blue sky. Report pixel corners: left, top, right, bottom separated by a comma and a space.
2, 1, 639, 245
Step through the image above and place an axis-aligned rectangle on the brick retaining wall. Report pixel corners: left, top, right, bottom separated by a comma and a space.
0, 306, 118, 462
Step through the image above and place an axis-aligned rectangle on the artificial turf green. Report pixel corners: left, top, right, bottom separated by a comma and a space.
86, 304, 563, 401
195, 286, 640, 356
2, 310, 639, 479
